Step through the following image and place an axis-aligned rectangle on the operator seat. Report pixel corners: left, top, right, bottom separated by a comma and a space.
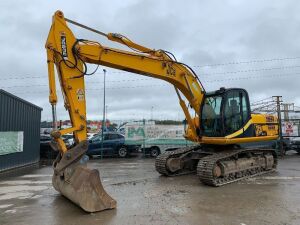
228, 99, 241, 131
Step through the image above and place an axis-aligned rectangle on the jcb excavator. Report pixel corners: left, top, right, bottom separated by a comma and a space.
46, 11, 278, 212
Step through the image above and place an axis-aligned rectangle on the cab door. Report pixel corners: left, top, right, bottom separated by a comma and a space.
223, 89, 251, 136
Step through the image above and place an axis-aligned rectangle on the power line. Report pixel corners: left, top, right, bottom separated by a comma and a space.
88, 84, 168, 90
0, 84, 48, 89
1, 84, 170, 94
251, 102, 277, 112
0, 76, 46, 80
200, 65, 300, 76
251, 101, 274, 107
0, 74, 153, 81
204, 72, 300, 83
192, 56, 300, 68
0, 78, 154, 88
86, 78, 152, 83
2, 56, 300, 80
2, 71, 300, 90
251, 97, 273, 105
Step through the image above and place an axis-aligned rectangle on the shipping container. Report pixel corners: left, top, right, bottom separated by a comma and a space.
0, 89, 42, 172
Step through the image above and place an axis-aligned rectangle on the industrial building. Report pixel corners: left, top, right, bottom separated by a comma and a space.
0, 89, 42, 172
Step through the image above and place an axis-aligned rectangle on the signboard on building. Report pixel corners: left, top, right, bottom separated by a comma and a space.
0, 131, 24, 155
282, 122, 298, 137
125, 124, 190, 145
126, 125, 184, 139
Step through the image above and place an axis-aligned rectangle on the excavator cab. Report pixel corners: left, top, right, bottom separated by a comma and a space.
201, 88, 251, 137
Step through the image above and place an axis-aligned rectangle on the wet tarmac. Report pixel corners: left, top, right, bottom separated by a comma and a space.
1, 152, 300, 225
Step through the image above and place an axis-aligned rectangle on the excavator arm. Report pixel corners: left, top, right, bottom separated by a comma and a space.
46, 11, 205, 152
45, 10, 206, 213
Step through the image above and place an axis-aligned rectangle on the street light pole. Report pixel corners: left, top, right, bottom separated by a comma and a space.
106, 105, 108, 123
101, 69, 106, 159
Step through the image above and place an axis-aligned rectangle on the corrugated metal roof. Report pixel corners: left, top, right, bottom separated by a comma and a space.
0, 89, 43, 111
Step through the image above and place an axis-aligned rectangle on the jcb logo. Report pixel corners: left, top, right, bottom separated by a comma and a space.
127, 127, 145, 138
166, 63, 176, 76
60, 34, 68, 58
266, 115, 275, 123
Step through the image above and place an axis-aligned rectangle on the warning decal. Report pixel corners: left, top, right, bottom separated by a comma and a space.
76, 89, 85, 101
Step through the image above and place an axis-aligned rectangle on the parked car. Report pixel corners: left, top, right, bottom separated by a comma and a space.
40, 135, 58, 159
290, 137, 300, 154
40, 134, 71, 159
142, 146, 161, 157
87, 132, 141, 158
87, 133, 98, 140
142, 146, 186, 158
62, 134, 74, 146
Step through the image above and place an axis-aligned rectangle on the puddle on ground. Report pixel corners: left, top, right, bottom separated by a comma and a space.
0, 185, 49, 200
4, 209, 17, 214
0, 180, 51, 185
0, 204, 13, 209
21, 174, 52, 178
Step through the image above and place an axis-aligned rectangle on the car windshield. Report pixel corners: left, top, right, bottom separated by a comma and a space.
91, 135, 102, 141
62, 134, 73, 139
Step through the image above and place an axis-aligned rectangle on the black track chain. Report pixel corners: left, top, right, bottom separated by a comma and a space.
155, 145, 200, 176
197, 148, 278, 186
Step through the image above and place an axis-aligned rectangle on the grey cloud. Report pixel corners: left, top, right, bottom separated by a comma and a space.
0, 0, 300, 122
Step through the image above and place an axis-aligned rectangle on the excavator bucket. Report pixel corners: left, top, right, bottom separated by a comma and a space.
51, 141, 116, 212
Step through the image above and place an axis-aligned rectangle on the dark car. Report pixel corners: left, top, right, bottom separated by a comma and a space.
87, 132, 141, 158
40, 135, 58, 159
40, 134, 71, 159
290, 138, 300, 154
141, 146, 161, 158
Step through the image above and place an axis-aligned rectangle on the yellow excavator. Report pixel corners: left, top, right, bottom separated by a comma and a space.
46, 10, 278, 212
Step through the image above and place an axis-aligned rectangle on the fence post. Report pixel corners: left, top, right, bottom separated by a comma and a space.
142, 119, 145, 157
273, 96, 283, 157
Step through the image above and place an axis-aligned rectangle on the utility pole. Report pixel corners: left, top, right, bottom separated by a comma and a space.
101, 69, 106, 159
151, 106, 154, 121
273, 96, 283, 156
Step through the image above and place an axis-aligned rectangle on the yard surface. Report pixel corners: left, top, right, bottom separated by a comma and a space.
0, 153, 300, 225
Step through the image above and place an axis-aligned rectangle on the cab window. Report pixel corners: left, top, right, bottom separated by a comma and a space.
224, 90, 249, 135
201, 95, 223, 136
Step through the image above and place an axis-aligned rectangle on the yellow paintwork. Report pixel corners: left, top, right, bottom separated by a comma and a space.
224, 119, 254, 139
201, 135, 277, 145
252, 113, 278, 137
46, 11, 278, 154
46, 11, 87, 152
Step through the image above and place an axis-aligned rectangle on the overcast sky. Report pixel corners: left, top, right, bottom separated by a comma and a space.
1, 0, 300, 122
